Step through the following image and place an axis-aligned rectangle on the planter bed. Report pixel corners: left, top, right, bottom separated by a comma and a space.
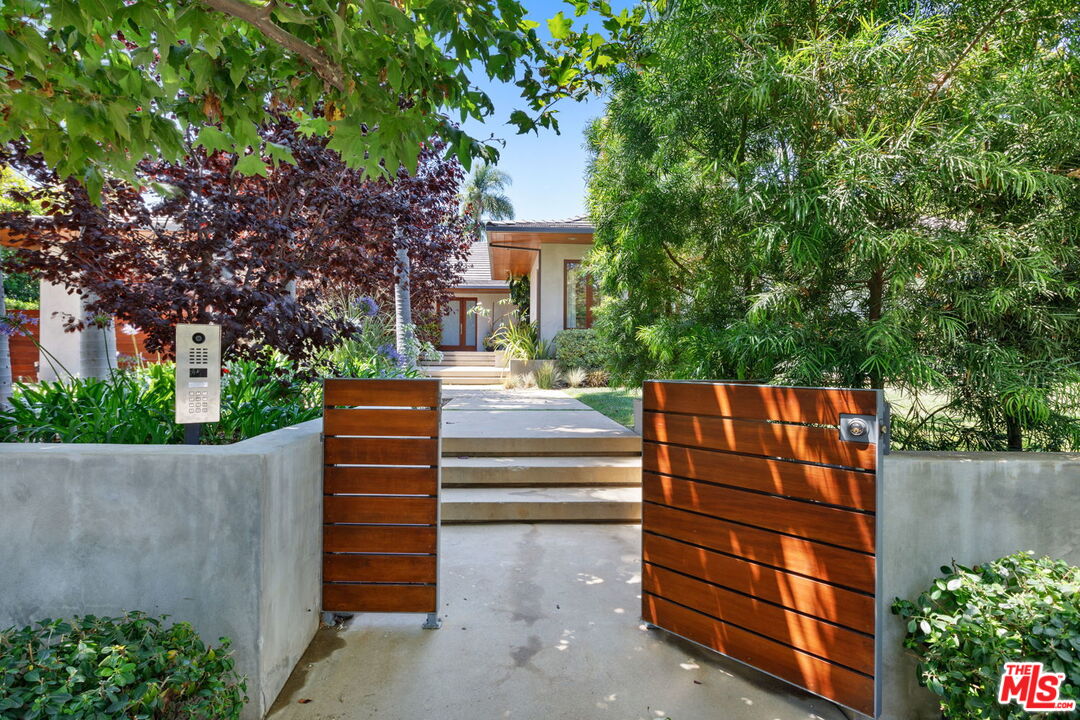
0, 419, 323, 720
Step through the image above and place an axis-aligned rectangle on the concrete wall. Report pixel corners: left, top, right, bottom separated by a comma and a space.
879, 451, 1080, 719
0, 420, 323, 720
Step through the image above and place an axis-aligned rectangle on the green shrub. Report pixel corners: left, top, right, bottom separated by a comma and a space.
0, 613, 246, 719
553, 329, 607, 372
892, 552, 1080, 719
0, 354, 322, 444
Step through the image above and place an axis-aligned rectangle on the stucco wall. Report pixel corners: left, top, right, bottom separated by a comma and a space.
0, 420, 323, 719
878, 451, 1080, 719
534, 243, 590, 346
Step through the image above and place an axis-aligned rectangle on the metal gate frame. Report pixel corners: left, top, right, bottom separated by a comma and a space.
322, 378, 442, 629
641, 380, 888, 717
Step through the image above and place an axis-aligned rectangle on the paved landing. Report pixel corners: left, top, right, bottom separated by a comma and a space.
443, 387, 595, 411
441, 388, 640, 456
268, 524, 845, 720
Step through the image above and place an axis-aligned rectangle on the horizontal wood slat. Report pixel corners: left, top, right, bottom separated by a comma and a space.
324, 521, 438, 555
324, 408, 439, 437
644, 411, 877, 470
323, 467, 437, 496
324, 437, 439, 466
643, 503, 875, 594
644, 595, 874, 716
643, 534, 874, 634
323, 584, 436, 613
324, 378, 440, 408
643, 442, 875, 512
643, 564, 874, 674
643, 381, 878, 426
324, 496, 437, 525
324, 554, 436, 584
643, 473, 875, 554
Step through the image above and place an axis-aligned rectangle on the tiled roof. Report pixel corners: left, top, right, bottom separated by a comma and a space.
485, 215, 593, 233
452, 239, 509, 289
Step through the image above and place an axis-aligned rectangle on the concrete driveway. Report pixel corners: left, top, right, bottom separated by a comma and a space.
268, 524, 846, 720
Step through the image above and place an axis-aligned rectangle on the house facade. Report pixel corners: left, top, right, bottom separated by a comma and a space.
440, 216, 596, 351
438, 239, 516, 351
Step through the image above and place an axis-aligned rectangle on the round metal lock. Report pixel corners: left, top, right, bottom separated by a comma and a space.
847, 418, 868, 437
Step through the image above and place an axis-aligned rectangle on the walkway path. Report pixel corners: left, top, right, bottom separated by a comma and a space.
440, 388, 642, 522
269, 525, 846, 720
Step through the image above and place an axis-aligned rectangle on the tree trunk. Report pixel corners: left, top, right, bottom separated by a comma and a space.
1005, 412, 1023, 451
394, 243, 414, 366
79, 306, 116, 379
0, 264, 12, 407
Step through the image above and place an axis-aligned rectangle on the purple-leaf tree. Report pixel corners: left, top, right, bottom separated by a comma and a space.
0, 118, 472, 360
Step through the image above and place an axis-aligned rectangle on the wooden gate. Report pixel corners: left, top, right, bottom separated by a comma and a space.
641, 381, 886, 716
322, 379, 442, 628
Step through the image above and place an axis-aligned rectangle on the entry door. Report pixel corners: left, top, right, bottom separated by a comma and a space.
439, 298, 477, 350
641, 380, 887, 718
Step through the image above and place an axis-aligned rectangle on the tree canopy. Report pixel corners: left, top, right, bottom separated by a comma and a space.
0, 119, 472, 359
587, 0, 1080, 450
0, 0, 646, 198
460, 161, 514, 232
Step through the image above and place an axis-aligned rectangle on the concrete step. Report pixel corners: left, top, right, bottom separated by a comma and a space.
442, 455, 641, 487
443, 410, 641, 456
438, 378, 507, 386
423, 365, 507, 375
440, 486, 642, 523
423, 352, 499, 367
423, 366, 508, 384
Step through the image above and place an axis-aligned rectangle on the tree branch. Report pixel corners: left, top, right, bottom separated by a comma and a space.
660, 241, 696, 299
911, 3, 1010, 122
201, 0, 346, 92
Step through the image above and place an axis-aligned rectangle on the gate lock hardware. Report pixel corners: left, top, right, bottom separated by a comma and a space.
839, 414, 878, 444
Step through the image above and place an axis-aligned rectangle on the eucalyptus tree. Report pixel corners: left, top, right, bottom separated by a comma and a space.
0, 0, 646, 198
587, 0, 1080, 450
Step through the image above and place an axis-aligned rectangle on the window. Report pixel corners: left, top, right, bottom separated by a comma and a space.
564, 260, 597, 329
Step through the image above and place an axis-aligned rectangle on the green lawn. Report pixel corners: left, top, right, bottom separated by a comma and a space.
563, 387, 641, 428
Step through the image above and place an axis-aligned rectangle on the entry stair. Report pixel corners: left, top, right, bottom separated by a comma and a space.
421, 351, 508, 386
440, 408, 642, 523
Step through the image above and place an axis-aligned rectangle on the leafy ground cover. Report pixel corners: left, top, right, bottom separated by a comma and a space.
0, 613, 246, 719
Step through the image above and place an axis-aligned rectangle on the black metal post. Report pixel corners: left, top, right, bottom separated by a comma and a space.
183, 423, 201, 445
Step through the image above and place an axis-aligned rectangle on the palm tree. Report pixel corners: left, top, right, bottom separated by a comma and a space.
460, 162, 514, 233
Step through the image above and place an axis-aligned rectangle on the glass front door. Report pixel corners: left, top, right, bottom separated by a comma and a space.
439, 298, 478, 350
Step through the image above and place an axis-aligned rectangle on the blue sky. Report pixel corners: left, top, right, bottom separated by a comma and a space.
460, 0, 632, 222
